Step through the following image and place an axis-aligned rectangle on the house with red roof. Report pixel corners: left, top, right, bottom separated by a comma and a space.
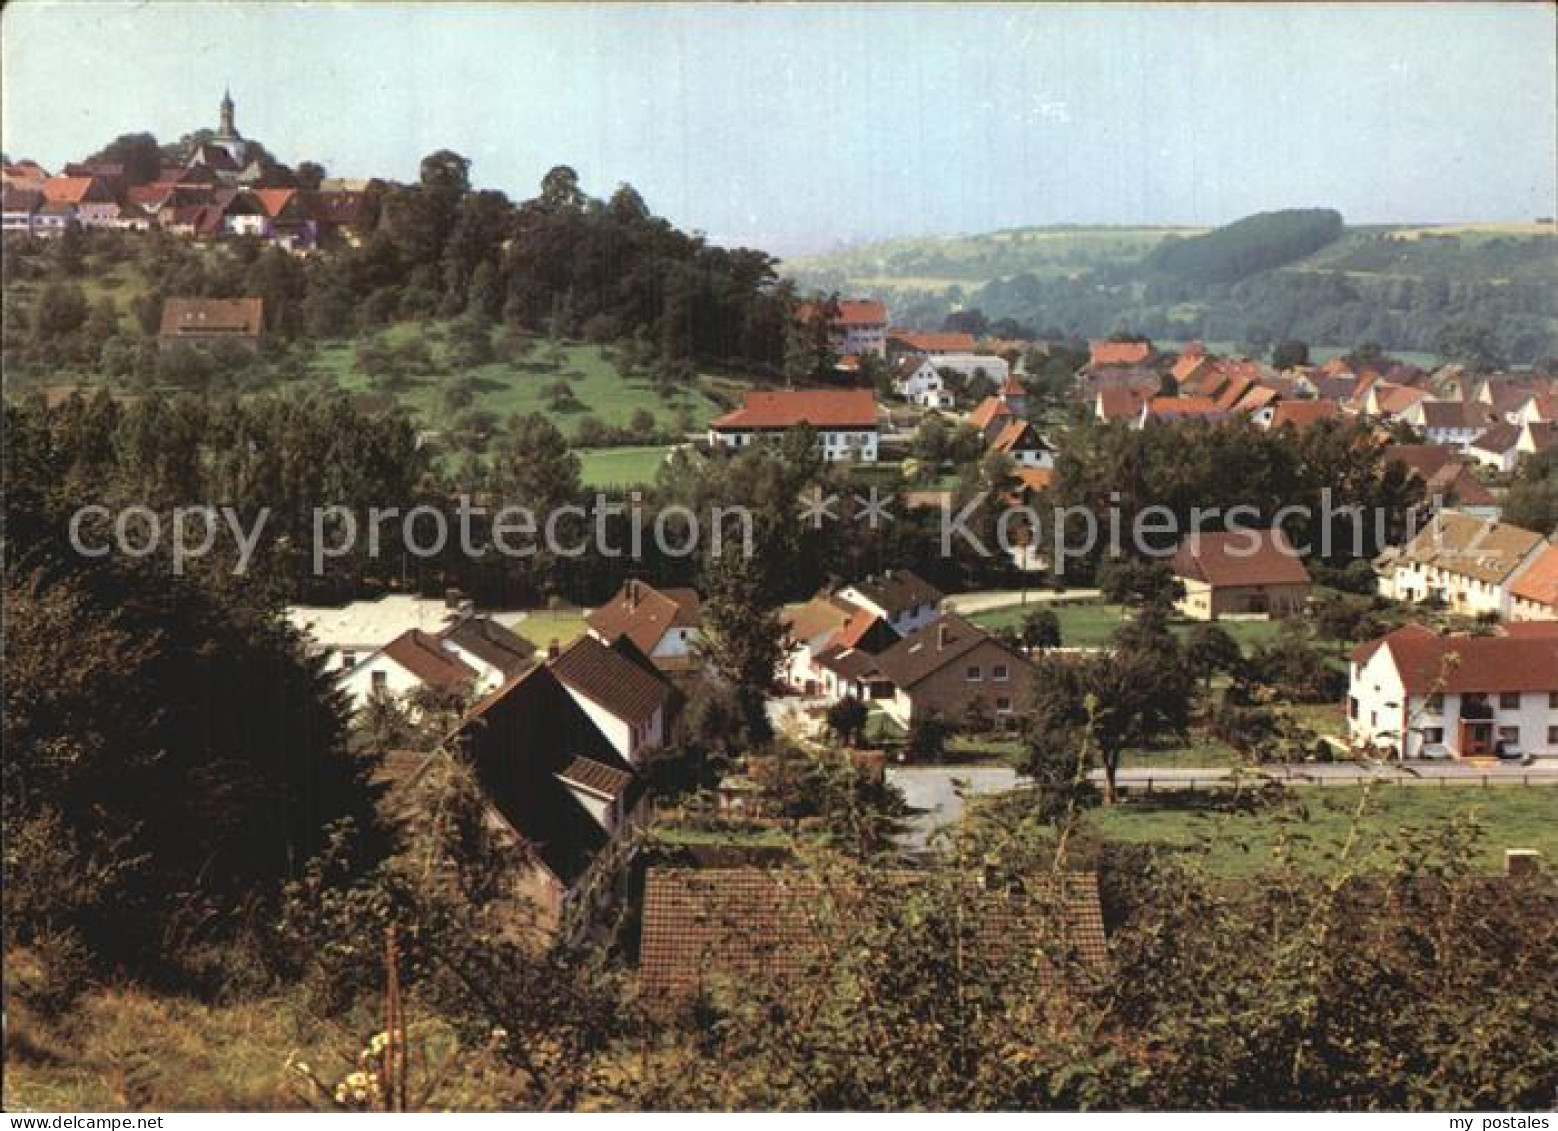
709, 389, 879, 462
1264, 399, 1340, 432
585, 579, 703, 672
887, 329, 976, 357
891, 355, 954, 409
797, 298, 888, 358
548, 634, 674, 764
1171, 528, 1312, 620
1509, 544, 1558, 622
988, 419, 1054, 469
1138, 395, 1229, 428
1348, 623, 1558, 759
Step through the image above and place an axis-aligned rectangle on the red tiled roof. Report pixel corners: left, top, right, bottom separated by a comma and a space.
1146, 395, 1224, 420
990, 419, 1050, 455
967, 395, 1015, 431
1356, 626, 1558, 694
250, 187, 298, 217
159, 297, 264, 338
798, 299, 887, 327
556, 755, 634, 801
873, 614, 1026, 690
1269, 400, 1340, 430
41, 176, 99, 204
712, 389, 877, 431
1173, 528, 1312, 589
890, 329, 976, 353
1089, 340, 1153, 367
1510, 544, 1558, 611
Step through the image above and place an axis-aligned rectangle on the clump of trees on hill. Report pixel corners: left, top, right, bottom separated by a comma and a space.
2, 150, 791, 385
1145, 208, 1346, 285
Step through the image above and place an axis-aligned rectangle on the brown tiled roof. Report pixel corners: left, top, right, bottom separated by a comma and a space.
832, 299, 888, 326
1146, 395, 1225, 420
556, 755, 634, 801
250, 187, 298, 217
846, 569, 944, 618
441, 615, 535, 676
640, 868, 1108, 1001
549, 634, 670, 724
1095, 386, 1148, 422
41, 176, 103, 204
1173, 528, 1312, 588
379, 628, 479, 689
712, 389, 877, 431
159, 297, 264, 338
1417, 400, 1498, 430
1510, 544, 1558, 610
1355, 626, 1558, 694
1014, 467, 1055, 493
1388, 443, 1457, 480
1089, 340, 1153, 367
814, 644, 885, 682
1394, 513, 1544, 586
872, 613, 1027, 690
586, 580, 700, 655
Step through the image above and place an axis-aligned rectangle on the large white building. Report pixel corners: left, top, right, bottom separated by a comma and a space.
1377, 512, 1548, 620
798, 298, 888, 358
1348, 623, 1558, 760
709, 389, 879, 462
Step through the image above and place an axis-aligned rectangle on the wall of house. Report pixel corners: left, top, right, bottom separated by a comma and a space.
1348, 652, 1558, 759
1178, 579, 1309, 620
1510, 595, 1558, 622
559, 685, 662, 763
439, 641, 509, 695
891, 641, 1029, 726
1382, 561, 1512, 618
650, 626, 698, 658
711, 428, 879, 462
338, 656, 422, 711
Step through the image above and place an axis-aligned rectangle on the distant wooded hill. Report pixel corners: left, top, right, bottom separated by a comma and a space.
786, 211, 1558, 363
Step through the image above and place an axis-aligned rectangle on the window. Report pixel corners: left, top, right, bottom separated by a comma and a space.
992, 664, 1010, 681
1550, 692, 1558, 709
1423, 727, 1445, 746
341, 651, 357, 669
1498, 725, 1520, 746
1499, 691, 1522, 710
371, 670, 387, 692
1424, 692, 1444, 712
1548, 725, 1558, 745
995, 696, 1013, 712
966, 665, 982, 682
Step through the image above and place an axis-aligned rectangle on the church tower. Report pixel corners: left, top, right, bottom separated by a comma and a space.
218, 88, 236, 138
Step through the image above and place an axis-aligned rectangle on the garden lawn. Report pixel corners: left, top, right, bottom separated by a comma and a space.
969, 601, 1287, 651
1083, 785, 1557, 876
500, 607, 588, 650
578, 445, 674, 489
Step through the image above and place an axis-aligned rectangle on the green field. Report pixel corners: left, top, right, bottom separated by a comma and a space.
969, 601, 1286, 651
500, 607, 588, 649
577, 444, 676, 488
1081, 785, 1557, 877
312, 329, 726, 441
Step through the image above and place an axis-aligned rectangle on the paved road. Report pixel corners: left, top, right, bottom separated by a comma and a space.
889, 760, 1558, 849
944, 589, 1101, 616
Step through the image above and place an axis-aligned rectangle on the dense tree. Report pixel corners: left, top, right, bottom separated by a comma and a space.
698, 546, 784, 745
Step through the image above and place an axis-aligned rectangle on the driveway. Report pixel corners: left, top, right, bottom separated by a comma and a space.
888, 765, 1023, 850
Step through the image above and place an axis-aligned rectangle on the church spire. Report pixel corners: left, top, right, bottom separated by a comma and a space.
219, 88, 236, 138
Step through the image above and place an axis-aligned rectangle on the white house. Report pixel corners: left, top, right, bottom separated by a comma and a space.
988, 419, 1054, 469
836, 569, 945, 638
932, 353, 1011, 387
548, 635, 672, 765
799, 298, 887, 358
892, 356, 955, 409
1348, 623, 1558, 760
709, 389, 879, 463
338, 628, 481, 712
1378, 512, 1547, 619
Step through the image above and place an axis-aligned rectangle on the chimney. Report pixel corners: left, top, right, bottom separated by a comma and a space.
937, 623, 950, 650
627, 579, 641, 609
1506, 849, 1541, 878
546, 638, 561, 661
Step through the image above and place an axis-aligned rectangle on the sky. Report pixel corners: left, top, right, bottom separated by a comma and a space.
3, 2, 1555, 255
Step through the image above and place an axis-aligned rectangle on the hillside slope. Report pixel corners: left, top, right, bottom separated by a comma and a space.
786, 214, 1558, 361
